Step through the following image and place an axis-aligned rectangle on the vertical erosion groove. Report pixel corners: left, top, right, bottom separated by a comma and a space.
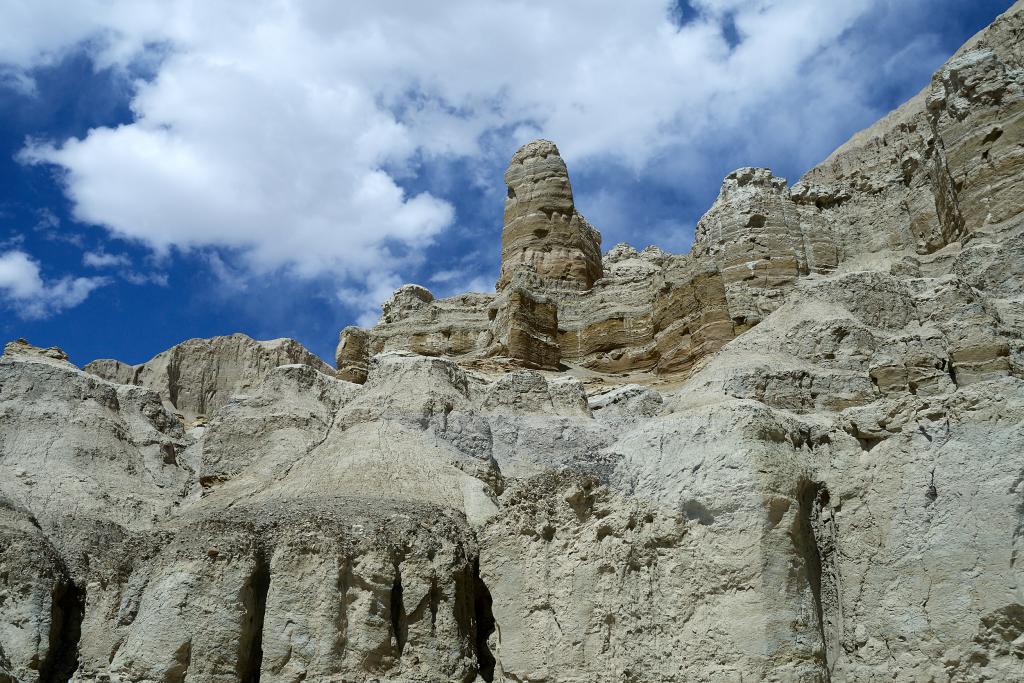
473, 560, 496, 683
798, 482, 841, 681
241, 554, 270, 683
40, 578, 85, 683
335, 559, 350, 658
927, 135, 967, 247
428, 577, 440, 634
166, 351, 181, 410
391, 562, 407, 657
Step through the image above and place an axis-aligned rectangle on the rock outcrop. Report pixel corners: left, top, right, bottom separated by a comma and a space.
3, 337, 69, 362
86, 333, 335, 421
3, 3, 1024, 681
335, 0, 1023, 383
497, 139, 603, 291
335, 325, 370, 383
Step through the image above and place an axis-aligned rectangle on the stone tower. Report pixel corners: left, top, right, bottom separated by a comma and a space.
497, 139, 603, 290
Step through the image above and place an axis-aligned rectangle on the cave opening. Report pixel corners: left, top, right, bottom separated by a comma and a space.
241, 554, 271, 683
391, 562, 408, 656
40, 578, 85, 683
473, 560, 497, 682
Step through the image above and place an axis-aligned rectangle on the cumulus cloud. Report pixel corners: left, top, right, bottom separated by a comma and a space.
0, 250, 108, 318
2, 0, 959, 318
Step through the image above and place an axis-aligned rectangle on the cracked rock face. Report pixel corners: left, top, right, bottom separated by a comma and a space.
3, 3, 1024, 681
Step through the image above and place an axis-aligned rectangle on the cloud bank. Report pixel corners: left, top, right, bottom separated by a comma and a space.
3, 0, 963, 319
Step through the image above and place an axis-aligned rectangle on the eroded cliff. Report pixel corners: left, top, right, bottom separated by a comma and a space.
2, 3, 1024, 681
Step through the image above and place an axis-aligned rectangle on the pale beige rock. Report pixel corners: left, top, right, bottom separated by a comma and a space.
85, 333, 335, 421
488, 280, 560, 369
0, 351, 190, 529
381, 283, 435, 323
335, 325, 370, 383
332, 3, 1024, 387
81, 356, 138, 384
694, 167, 839, 326
2, 338, 70, 363
497, 139, 603, 291
2, 3, 1024, 681
361, 289, 496, 362
0, 500, 80, 683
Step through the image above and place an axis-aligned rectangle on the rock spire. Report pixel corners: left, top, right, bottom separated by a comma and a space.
497, 139, 603, 290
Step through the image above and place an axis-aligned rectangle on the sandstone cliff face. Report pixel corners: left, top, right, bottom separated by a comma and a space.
3, 3, 1024, 682
85, 333, 336, 422
340, 0, 1022, 382
497, 139, 603, 292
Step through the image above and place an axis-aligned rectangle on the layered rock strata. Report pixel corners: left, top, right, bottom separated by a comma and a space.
497, 139, 603, 291
3, 3, 1024, 682
339, 0, 1023, 382
335, 326, 370, 383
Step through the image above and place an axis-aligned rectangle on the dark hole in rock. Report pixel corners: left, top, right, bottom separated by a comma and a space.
390, 562, 407, 657
856, 436, 884, 451
746, 214, 767, 229
473, 560, 497, 682
40, 578, 85, 683
682, 499, 714, 526
241, 554, 270, 683
981, 127, 1003, 145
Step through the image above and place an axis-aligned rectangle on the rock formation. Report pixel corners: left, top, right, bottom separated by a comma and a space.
85, 333, 335, 422
3, 3, 1024, 681
497, 139, 603, 291
335, 325, 371, 383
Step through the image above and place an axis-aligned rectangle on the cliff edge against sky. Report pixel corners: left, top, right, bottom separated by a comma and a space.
2, 2, 1024, 681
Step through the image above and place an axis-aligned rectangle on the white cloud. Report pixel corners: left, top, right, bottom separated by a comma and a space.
428, 270, 494, 299
459, 276, 494, 296
121, 270, 167, 287
83, 249, 168, 285
3, 0, 951, 319
82, 250, 130, 268
429, 270, 463, 285
336, 271, 403, 328
0, 250, 108, 318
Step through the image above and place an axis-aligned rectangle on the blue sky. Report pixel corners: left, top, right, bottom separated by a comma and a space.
0, 0, 1014, 366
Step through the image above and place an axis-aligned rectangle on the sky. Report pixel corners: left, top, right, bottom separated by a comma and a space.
0, 0, 1015, 366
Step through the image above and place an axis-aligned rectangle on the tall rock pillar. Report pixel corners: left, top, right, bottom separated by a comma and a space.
497, 139, 603, 291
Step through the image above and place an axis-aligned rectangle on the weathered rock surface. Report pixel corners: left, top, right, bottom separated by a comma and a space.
0, 500, 81, 683
497, 139, 603, 292
3, 3, 1024, 681
3, 337, 70, 362
335, 325, 370, 383
86, 333, 336, 421
338, 0, 1024, 382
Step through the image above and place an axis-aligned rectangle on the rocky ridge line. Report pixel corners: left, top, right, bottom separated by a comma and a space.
1, 3, 1023, 681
